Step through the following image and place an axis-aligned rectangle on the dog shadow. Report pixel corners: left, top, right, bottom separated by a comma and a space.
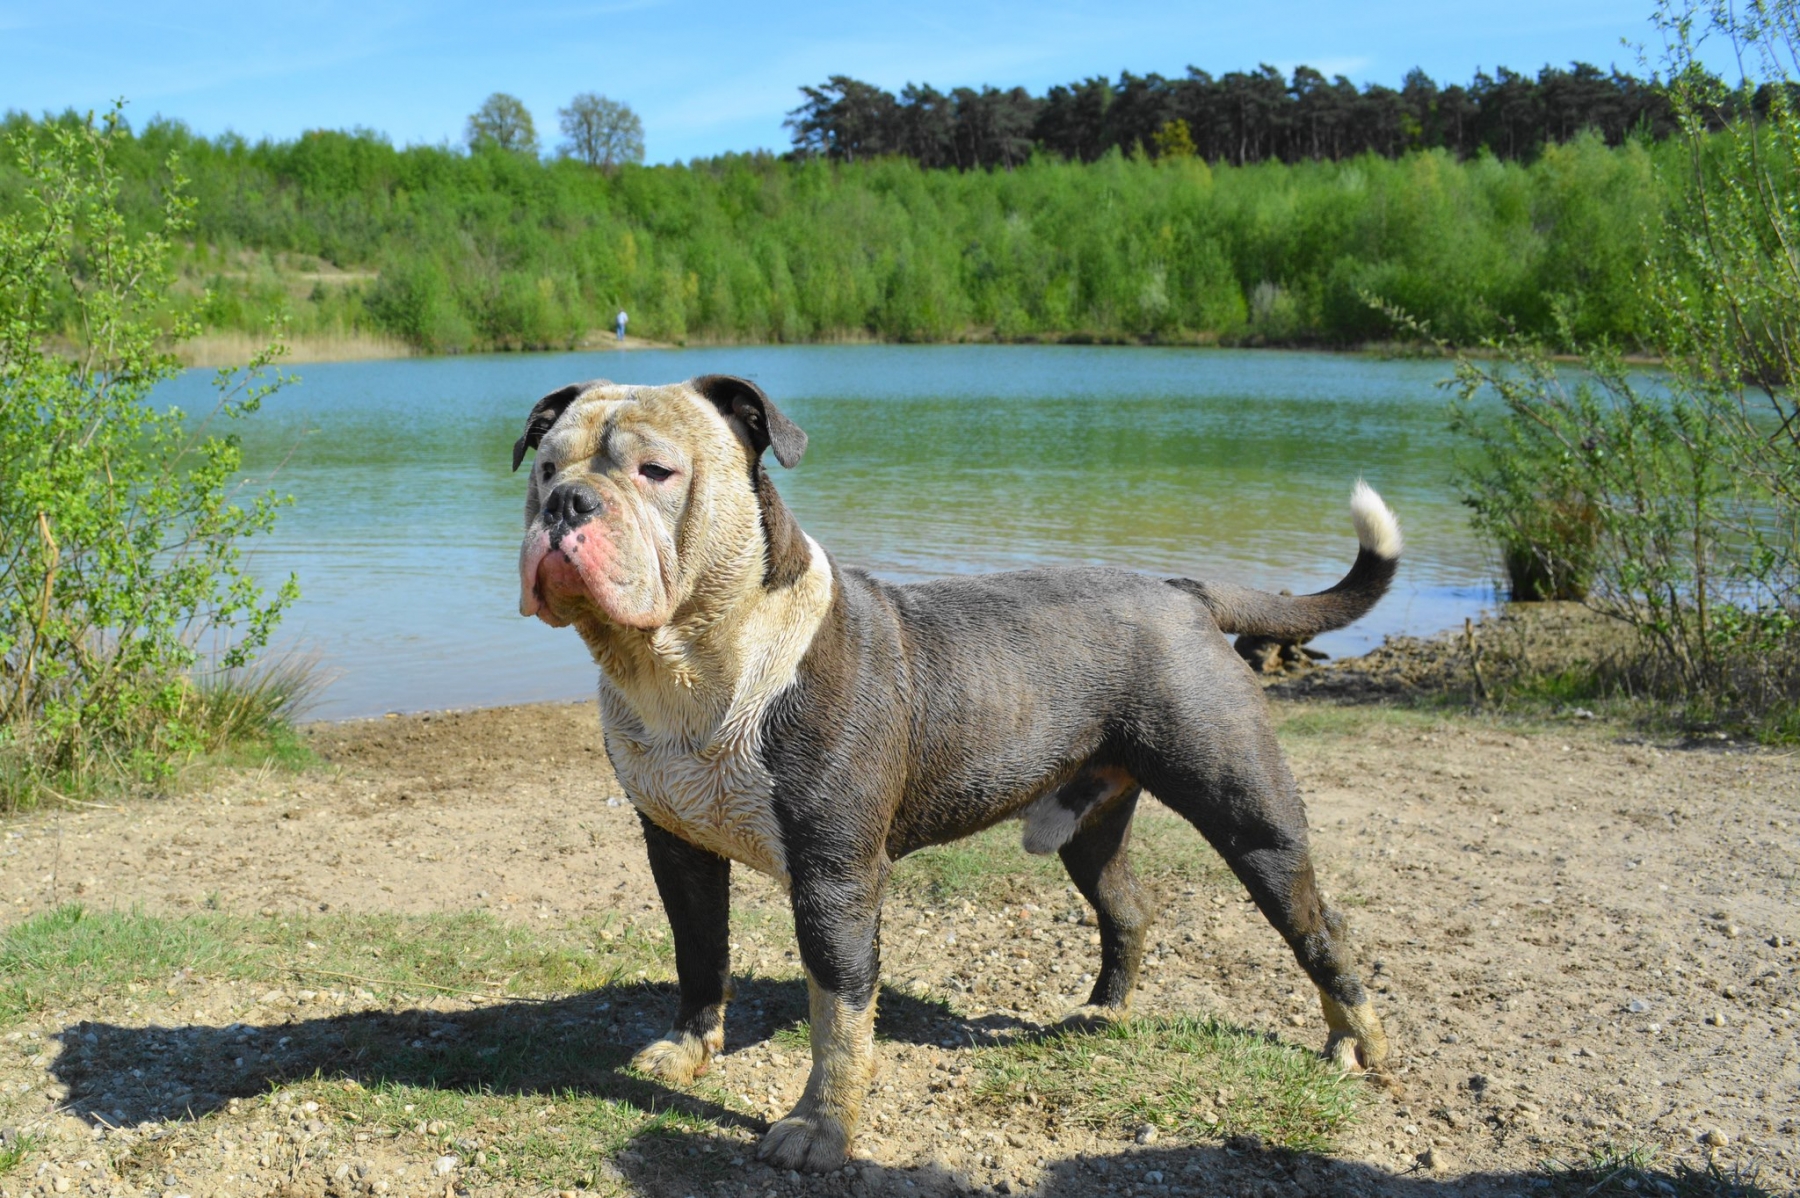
47, 983, 1755, 1198
44, 974, 1028, 1131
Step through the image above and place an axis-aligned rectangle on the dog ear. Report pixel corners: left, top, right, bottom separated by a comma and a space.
512, 380, 608, 472
690, 374, 807, 468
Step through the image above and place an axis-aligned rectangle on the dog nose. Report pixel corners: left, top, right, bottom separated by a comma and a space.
543, 482, 603, 526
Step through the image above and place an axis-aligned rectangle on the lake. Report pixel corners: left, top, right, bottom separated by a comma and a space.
162, 344, 1495, 721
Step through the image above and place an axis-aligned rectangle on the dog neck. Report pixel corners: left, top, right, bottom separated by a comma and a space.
575, 526, 833, 746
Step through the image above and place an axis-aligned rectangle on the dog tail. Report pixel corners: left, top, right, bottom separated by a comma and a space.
1169, 480, 1402, 640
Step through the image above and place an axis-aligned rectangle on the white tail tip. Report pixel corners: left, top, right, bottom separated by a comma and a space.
1350, 480, 1403, 560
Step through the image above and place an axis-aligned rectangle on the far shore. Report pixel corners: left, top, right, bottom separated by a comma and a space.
176, 328, 1665, 369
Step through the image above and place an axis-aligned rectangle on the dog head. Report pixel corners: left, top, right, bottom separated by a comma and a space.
513, 375, 807, 630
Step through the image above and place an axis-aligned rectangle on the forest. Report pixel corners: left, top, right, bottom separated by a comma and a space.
0, 66, 1699, 354
784, 61, 1686, 169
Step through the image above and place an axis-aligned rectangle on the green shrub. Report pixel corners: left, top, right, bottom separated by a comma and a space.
0, 106, 301, 808
1449, 0, 1800, 737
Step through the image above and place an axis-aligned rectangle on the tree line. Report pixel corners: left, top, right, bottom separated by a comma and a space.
785, 61, 1791, 169
0, 111, 1679, 355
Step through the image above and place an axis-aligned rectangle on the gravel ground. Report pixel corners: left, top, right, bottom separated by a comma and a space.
0, 680, 1795, 1197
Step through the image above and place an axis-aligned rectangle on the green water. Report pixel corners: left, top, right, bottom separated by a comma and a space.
162, 344, 1493, 720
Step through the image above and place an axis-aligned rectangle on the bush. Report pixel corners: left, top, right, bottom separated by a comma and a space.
0, 106, 303, 808
1449, 0, 1800, 736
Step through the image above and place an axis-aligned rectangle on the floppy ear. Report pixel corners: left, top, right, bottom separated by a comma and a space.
690, 374, 807, 468
512, 380, 609, 472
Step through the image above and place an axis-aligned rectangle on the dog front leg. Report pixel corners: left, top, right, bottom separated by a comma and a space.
759, 866, 883, 1172
631, 814, 732, 1085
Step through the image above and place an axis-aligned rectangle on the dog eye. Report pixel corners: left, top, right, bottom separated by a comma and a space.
539, 462, 554, 481
639, 463, 674, 483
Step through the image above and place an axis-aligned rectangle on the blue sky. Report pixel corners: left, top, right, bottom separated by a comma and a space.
0, 0, 1725, 163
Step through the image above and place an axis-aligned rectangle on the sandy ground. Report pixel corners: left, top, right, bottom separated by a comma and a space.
0, 698, 1795, 1197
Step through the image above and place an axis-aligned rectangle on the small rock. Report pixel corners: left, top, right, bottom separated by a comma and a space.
433, 1155, 460, 1176
1723, 985, 1738, 999
1701, 1129, 1729, 1148
1771, 934, 1793, 948
1442, 1032, 1461, 1044
1725, 925, 1741, 939
52, 1178, 69, 1194
1144, 1170, 1165, 1183
1134, 1122, 1158, 1144
1418, 1147, 1452, 1172
426, 1120, 447, 1136
1626, 999, 1650, 1014
1708, 1012, 1728, 1027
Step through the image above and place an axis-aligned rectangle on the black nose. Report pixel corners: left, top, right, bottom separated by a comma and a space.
543, 482, 602, 527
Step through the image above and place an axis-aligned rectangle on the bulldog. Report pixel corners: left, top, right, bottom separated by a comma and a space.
514, 374, 1397, 1171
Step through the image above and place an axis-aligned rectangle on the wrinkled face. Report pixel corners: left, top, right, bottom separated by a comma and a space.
517, 383, 761, 630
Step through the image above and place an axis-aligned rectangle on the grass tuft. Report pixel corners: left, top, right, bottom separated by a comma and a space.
972, 1015, 1361, 1153
1535, 1143, 1781, 1197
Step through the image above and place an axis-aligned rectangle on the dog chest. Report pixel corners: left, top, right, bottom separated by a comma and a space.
605, 724, 790, 880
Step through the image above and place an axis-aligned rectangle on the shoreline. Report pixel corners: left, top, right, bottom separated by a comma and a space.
176, 329, 1666, 369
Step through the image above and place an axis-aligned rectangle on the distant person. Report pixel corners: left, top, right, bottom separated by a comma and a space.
616, 309, 628, 343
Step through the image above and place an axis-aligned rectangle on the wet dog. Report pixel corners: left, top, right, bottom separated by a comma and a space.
514, 375, 1397, 1171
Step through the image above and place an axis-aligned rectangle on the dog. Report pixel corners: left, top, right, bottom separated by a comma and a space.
514, 374, 1396, 1172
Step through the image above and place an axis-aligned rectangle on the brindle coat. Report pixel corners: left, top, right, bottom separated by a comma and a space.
514, 375, 1398, 1172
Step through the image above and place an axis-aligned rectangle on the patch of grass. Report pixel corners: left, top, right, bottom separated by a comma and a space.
0, 906, 672, 1024
0, 906, 256, 1020
972, 1016, 1361, 1153
0, 1132, 32, 1176
769, 1022, 811, 1052
891, 824, 1067, 904
1535, 1143, 1780, 1197
890, 810, 1232, 907
270, 911, 671, 997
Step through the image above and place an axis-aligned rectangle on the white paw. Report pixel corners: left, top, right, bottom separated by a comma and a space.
758, 1112, 850, 1172
1324, 1027, 1389, 1073
630, 1034, 712, 1085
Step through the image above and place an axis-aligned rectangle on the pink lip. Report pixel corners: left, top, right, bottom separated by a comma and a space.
518, 527, 553, 618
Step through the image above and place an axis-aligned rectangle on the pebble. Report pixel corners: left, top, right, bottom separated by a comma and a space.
1418, 1147, 1453, 1171
1626, 999, 1650, 1014
433, 1154, 460, 1175
1708, 1012, 1728, 1026
1134, 1122, 1158, 1144
1701, 1129, 1730, 1148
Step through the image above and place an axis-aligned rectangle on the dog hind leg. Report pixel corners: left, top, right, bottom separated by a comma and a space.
1150, 755, 1388, 1071
1058, 790, 1154, 1026
631, 815, 732, 1085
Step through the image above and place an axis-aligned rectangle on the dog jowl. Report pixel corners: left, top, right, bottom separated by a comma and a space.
514, 375, 1397, 1171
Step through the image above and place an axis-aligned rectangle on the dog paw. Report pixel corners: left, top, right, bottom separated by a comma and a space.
1059, 1003, 1127, 1032
1322, 1019, 1390, 1073
630, 1033, 713, 1085
758, 1113, 850, 1173
1317, 994, 1390, 1073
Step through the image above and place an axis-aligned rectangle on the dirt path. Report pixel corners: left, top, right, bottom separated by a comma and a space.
0, 700, 1795, 1197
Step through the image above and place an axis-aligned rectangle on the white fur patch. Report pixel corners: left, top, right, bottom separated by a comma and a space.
1349, 479, 1403, 560
601, 534, 833, 881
